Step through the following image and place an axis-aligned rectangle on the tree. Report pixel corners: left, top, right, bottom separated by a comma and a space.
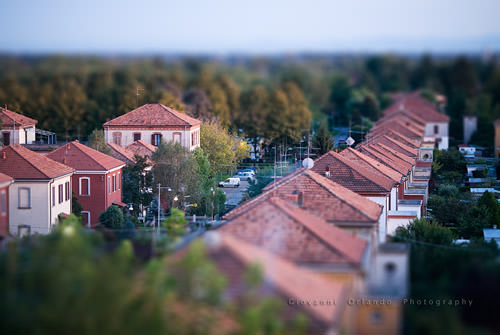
122, 155, 154, 216
182, 89, 212, 120
88, 129, 111, 154
72, 193, 83, 218
162, 208, 186, 239
98, 205, 125, 229
152, 141, 202, 209
313, 121, 334, 155
200, 121, 249, 176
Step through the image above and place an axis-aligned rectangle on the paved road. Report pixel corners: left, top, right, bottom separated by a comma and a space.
221, 180, 250, 206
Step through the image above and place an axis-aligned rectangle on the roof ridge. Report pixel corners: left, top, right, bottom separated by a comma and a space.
269, 198, 365, 264
71, 142, 108, 170
327, 151, 394, 191
9, 145, 50, 178
342, 147, 401, 182
304, 170, 381, 222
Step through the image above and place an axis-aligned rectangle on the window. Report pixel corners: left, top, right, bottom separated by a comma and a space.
191, 130, 199, 146
58, 184, 63, 204
371, 310, 383, 324
133, 133, 141, 141
79, 177, 90, 196
385, 262, 397, 281
434, 125, 439, 134
112, 174, 116, 192
65, 181, 70, 201
117, 172, 121, 190
112, 132, 122, 146
108, 176, 111, 194
151, 133, 162, 146
2, 132, 10, 146
81, 211, 91, 228
173, 132, 181, 144
18, 187, 31, 209
1, 190, 6, 216
52, 186, 56, 207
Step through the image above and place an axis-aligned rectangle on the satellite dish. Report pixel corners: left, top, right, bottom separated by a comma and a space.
302, 157, 314, 169
346, 136, 355, 147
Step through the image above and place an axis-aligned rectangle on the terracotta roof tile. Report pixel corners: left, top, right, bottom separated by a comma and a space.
103, 103, 201, 127
311, 151, 394, 193
0, 108, 38, 127
47, 141, 125, 171
384, 94, 450, 122
126, 140, 156, 157
0, 145, 74, 179
107, 142, 136, 165
367, 135, 418, 158
224, 168, 381, 224
221, 197, 367, 265
205, 232, 347, 328
374, 142, 416, 163
357, 145, 411, 175
340, 147, 402, 182
0, 172, 13, 184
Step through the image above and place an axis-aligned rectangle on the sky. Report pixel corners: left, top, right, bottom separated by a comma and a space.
2, 0, 500, 54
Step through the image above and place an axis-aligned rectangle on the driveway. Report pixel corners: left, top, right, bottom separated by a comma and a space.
221, 180, 250, 206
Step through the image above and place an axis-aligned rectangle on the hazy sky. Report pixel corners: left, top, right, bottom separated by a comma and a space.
2, 0, 500, 53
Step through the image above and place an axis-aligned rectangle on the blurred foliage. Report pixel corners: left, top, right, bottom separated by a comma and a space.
0, 216, 308, 334
394, 218, 500, 335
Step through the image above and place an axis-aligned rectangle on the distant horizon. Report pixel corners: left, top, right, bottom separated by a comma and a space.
2, 0, 500, 55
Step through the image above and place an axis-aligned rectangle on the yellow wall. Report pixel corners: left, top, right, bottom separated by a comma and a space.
495, 124, 500, 158
355, 301, 402, 335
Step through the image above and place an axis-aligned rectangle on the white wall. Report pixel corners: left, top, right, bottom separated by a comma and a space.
390, 187, 398, 211
105, 126, 200, 150
369, 249, 409, 298
366, 195, 388, 244
9, 174, 72, 235
387, 216, 413, 236
424, 122, 449, 150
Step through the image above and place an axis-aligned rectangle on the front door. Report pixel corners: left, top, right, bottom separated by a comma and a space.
2, 132, 10, 146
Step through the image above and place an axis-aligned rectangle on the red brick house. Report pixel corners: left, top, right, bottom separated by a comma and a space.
0, 172, 13, 238
47, 141, 125, 228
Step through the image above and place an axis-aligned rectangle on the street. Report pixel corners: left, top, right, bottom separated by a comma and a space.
221, 180, 250, 206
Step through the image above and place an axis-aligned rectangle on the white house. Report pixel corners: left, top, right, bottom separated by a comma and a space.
0, 145, 74, 235
0, 107, 37, 145
103, 104, 201, 150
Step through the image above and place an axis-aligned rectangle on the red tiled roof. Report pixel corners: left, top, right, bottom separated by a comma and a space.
221, 197, 367, 265
107, 142, 136, 165
357, 145, 411, 175
375, 142, 416, 163
0, 145, 74, 179
383, 130, 421, 149
340, 147, 402, 183
370, 119, 423, 139
103, 103, 201, 127
126, 140, 156, 157
384, 93, 450, 122
379, 108, 426, 126
368, 135, 418, 158
204, 232, 347, 327
0, 172, 13, 184
224, 168, 382, 224
47, 141, 125, 171
0, 108, 38, 127
311, 151, 394, 193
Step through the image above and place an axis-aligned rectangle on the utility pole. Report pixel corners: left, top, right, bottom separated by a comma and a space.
136, 87, 144, 108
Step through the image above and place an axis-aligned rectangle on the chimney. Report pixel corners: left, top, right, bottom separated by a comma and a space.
2, 151, 5, 159
285, 191, 304, 207
325, 164, 331, 178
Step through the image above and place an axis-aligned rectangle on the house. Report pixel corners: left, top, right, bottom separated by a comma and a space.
103, 103, 201, 150
108, 139, 156, 165
47, 141, 125, 228
312, 151, 394, 243
0, 145, 74, 235
224, 168, 382, 247
383, 93, 450, 149
0, 107, 38, 145
0, 172, 13, 238
220, 197, 369, 289
194, 231, 351, 334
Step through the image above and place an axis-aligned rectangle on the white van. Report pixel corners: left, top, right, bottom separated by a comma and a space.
218, 177, 240, 188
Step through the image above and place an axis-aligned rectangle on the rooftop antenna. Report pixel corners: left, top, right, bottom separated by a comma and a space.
136, 87, 144, 107
302, 131, 314, 169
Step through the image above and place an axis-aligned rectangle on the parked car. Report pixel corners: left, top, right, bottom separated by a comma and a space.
218, 177, 240, 188
236, 171, 256, 181
240, 168, 256, 175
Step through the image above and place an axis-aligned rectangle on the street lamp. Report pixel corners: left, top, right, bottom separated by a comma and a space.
210, 186, 215, 221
